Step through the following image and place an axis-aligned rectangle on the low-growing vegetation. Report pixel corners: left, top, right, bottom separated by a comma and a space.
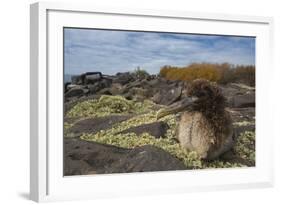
67, 95, 156, 118
65, 95, 255, 169
234, 131, 255, 164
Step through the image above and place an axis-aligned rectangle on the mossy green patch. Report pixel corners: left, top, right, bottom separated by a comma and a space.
203, 160, 244, 169
64, 122, 73, 130
81, 125, 202, 168
234, 131, 255, 164
64, 121, 75, 136
81, 111, 255, 169
66, 95, 255, 169
233, 121, 254, 126
81, 111, 203, 168
66, 95, 155, 118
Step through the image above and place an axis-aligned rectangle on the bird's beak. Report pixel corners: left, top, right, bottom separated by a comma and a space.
156, 97, 198, 120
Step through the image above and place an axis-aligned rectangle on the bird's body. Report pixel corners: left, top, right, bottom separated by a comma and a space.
177, 110, 234, 160
157, 79, 236, 160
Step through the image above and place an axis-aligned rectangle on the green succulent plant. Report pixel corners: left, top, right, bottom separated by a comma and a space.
66, 95, 255, 169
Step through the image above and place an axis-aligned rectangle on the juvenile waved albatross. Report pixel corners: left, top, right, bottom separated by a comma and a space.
157, 79, 235, 160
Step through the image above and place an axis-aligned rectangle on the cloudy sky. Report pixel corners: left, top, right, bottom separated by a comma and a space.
64, 28, 255, 75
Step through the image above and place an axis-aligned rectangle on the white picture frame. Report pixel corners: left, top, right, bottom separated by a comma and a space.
30, 2, 274, 202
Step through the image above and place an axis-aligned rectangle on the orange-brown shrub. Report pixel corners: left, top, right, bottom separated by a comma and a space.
159, 63, 255, 85
233, 65, 255, 86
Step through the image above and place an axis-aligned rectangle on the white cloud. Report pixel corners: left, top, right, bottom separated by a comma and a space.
64, 28, 255, 75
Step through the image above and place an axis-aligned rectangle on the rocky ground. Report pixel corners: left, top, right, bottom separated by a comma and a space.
64, 72, 255, 176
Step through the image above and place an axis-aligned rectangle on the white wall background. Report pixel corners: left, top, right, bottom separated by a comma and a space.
0, 0, 280, 204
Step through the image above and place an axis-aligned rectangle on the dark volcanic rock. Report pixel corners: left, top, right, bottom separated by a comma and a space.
65, 86, 88, 98
152, 86, 182, 105
229, 93, 255, 108
71, 72, 103, 85
147, 78, 161, 87
234, 124, 255, 137
122, 80, 143, 91
152, 92, 162, 103
64, 82, 71, 93
66, 115, 132, 138
219, 150, 255, 167
229, 83, 255, 91
87, 79, 112, 94
123, 87, 151, 101
84, 73, 103, 84
107, 145, 187, 173
228, 107, 255, 122
71, 75, 83, 85
220, 83, 255, 108
109, 83, 123, 95
120, 122, 169, 138
64, 139, 129, 175
64, 139, 187, 175
64, 156, 96, 175
87, 84, 100, 94
97, 88, 112, 95
220, 86, 244, 100
113, 72, 135, 85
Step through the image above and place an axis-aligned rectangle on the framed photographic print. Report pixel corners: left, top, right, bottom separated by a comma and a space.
30, 2, 274, 202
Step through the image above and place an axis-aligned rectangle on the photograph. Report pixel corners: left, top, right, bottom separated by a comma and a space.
63, 28, 256, 176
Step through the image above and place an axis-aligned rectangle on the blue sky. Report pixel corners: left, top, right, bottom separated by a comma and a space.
64, 28, 255, 75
